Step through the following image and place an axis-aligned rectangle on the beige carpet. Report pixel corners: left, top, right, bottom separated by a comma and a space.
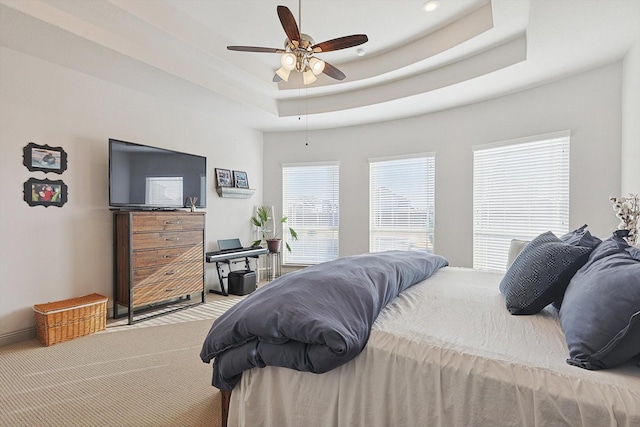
105, 294, 242, 330
0, 295, 245, 427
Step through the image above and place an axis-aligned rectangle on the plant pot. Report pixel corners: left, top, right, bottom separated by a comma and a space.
266, 239, 282, 253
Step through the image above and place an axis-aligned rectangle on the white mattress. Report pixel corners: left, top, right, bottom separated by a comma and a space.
228, 267, 640, 427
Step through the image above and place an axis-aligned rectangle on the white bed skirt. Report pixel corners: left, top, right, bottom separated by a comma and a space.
228, 267, 640, 427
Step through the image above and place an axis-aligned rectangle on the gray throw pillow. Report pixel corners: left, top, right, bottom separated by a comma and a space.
560, 231, 640, 370
499, 231, 592, 315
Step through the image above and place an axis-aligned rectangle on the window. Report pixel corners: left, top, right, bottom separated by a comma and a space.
473, 132, 570, 270
282, 162, 339, 265
145, 176, 183, 206
369, 154, 436, 253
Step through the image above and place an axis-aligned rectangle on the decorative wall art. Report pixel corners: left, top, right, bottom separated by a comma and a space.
215, 168, 233, 187
23, 178, 68, 207
23, 142, 68, 174
233, 171, 249, 189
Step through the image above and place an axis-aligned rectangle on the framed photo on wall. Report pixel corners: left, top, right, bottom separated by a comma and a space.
215, 168, 233, 187
23, 142, 68, 174
23, 178, 68, 207
233, 171, 249, 189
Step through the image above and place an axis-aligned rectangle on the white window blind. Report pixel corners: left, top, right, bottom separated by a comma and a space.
473, 133, 570, 271
369, 154, 435, 253
282, 163, 339, 265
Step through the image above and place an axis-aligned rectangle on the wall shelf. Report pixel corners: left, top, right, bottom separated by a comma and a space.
216, 187, 256, 199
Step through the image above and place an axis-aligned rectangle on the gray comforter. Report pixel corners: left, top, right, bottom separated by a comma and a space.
200, 250, 449, 390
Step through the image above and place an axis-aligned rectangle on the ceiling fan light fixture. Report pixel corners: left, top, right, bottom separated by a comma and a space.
281, 52, 297, 70
228, 5, 368, 85
276, 67, 291, 82
423, 0, 440, 12
308, 57, 325, 75
303, 68, 317, 85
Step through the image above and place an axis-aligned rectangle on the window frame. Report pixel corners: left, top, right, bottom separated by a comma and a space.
472, 131, 571, 271
282, 161, 340, 266
369, 152, 436, 253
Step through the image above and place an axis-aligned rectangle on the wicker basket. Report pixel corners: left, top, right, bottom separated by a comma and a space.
33, 293, 108, 346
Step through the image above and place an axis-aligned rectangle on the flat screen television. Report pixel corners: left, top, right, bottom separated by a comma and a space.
109, 138, 206, 209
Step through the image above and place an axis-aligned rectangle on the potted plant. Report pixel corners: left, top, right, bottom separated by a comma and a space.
251, 206, 298, 253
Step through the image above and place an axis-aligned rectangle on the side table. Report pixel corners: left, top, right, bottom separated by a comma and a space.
266, 251, 281, 281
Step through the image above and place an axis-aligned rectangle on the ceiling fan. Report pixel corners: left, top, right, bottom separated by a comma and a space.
227, 3, 368, 85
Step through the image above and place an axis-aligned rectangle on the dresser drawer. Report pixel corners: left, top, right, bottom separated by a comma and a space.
133, 246, 203, 269
132, 261, 203, 286
132, 230, 203, 250
132, 213, 204, 232
113, 210, 205, 322
133, 277, 203, 308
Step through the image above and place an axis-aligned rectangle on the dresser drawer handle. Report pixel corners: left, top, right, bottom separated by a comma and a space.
163, 254, 178, 259
164, 270, 179, 275
164, 237, 180, 241
165, 288, 177, 292
164, 220, 181, 225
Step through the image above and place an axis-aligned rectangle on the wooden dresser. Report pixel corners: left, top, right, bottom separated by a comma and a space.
113, 211, 205, 324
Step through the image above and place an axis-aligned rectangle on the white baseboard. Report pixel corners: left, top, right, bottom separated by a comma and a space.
0, 327, 36, 347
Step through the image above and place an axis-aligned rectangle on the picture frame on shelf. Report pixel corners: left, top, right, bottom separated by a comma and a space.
233, 170, 249, 189
23, 142, 68, 174
215, 168, 233, 187
23, 178, 68, 207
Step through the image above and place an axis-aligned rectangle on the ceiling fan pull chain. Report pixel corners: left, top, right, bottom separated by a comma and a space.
305, 87, 309, 146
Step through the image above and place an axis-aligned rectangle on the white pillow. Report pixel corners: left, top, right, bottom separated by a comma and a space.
506, 239, 529, 269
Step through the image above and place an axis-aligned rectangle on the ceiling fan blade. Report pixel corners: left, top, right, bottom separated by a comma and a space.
311, 34, 368, 53
322, 61, 346, 81
227, 46, 285, 53
277, 5, 301, 44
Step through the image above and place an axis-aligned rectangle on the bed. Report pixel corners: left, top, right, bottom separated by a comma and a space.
201, 238, 640, 427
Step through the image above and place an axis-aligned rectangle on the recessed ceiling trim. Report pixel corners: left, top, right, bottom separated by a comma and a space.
277, 0, 494, 90
0, 0, 279, 115
277, 33, 526, 117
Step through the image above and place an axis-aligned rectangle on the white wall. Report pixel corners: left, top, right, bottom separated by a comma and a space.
2, 47, 633, 345
622, 37, 640, 194
264, 62, 624, 267
0, 48, 263, 344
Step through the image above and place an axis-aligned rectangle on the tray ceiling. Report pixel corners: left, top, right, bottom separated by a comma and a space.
1, 0, 639, 131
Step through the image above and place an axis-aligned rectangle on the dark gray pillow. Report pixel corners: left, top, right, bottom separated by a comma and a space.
553, 224, 602, 309
506, 225, 600, 272
499, 231, 592, 315
560, 224, 602, 248
560, 231, 640, 370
